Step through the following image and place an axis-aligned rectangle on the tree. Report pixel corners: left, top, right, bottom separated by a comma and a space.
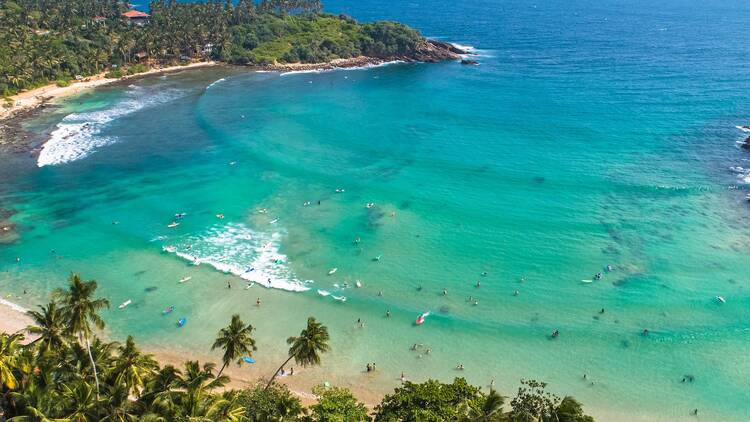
211, 314, 257, 377
556, 396, 594, 422
236, 382, 303, 421
463, 388, 505, 422
374, 378, 484, 421
113, 335, 159, 397
507, 379, 559, 422
311, 384, 370, 422
53, 273, 110, 397
0, 332, 23, 390
265, 316, 330, 390
26, 301, 68, 354
174, 360, 229, 417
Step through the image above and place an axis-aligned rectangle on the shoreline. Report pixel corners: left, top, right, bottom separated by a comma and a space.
0, 61, 219, 152
0, 40, 468, 152
0, 299, 700, 421
0, 61, 218, 122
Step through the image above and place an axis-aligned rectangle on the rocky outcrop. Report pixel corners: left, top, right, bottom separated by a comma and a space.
258, 40, 472, 72
410, 39, 466, 62
461, 59, 479, 65
742, 136, 750, 150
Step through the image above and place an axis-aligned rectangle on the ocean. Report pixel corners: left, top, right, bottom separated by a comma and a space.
2, 0, 750, 420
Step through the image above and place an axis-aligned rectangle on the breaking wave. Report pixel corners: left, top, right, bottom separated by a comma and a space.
161, 222, 311, 292
37, 87, 184, 167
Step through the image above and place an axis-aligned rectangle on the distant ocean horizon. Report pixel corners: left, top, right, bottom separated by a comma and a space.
2, 1, 750, 420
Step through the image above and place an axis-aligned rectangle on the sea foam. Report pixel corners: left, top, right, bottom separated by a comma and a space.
0, 297, 28, 313
37, 87, 183, 167
206, 78, 226, 89
163, 222, 311, 292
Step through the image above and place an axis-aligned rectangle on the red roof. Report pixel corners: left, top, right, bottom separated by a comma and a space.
122, 10, 149, 18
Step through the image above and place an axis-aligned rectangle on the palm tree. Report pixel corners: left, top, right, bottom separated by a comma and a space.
60, 381, 101, 422
0, 332, 23, 390
26, 302, 68, 354
175, 361, 229, 418
113, 336, 158, 397
211, 314, 257, 377
53, 273, 110, 397
464, 389, 506, 421
265, 317, 329, 390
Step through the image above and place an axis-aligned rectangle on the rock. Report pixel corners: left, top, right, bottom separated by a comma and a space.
410, 40, 463, 62
461, 59, 479, 65
742, 136, 750, 150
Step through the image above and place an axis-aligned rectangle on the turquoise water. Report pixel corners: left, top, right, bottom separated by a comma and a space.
3, 0, 750, 420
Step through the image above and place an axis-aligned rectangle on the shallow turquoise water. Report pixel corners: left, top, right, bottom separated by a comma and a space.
3, 1, 750, 420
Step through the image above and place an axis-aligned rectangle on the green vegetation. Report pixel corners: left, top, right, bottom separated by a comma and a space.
0, 0, 425, 96
0, 273, 596, 421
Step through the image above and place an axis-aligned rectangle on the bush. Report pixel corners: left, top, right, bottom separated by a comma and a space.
55, 79, 72, 87
126, 64, 149, 75
105, 69, 123, 78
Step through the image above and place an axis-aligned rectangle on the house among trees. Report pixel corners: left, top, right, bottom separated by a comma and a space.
121, 10, 150, 26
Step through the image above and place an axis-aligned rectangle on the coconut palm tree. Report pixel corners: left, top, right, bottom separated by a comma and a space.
113, 336, 158, 397
464, 389, 506, 421
265, 317, 329, 390
174, 361, 229, 418
60, 381, 101, 422
53, 273, 110, 397
211, 314, 257, 377
0, 332, 23, 390
26, 301, 68, 354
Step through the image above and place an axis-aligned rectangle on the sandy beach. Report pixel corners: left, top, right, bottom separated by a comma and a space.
0, 61, 218, 122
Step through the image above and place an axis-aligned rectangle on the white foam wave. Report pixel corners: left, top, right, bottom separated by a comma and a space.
452, 43, 477, 53
206, 78, 226, 89
0, 297, 28, 313
736, 125, 750, 133
37, 87, 183, 167
163, 222, 311, 292
730, 166, 750, 184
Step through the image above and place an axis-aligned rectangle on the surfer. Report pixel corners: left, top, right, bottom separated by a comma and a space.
599, 308, 605, 314
642, 329, 649, 336
256, 298, 261, 306
476, 280, 481, 288
551, 330, 560, 338
386, 310, 391, 318
443, 288, 448, 296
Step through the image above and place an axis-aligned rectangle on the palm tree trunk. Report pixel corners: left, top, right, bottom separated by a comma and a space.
84, 334, 101, 398
217, 361, 227, 378
264, 355, 294, 390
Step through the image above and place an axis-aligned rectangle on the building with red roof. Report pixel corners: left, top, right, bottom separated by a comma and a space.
122, 10, 150, 25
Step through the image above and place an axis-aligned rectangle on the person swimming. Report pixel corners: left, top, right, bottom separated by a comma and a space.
552, 330, 560, 338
